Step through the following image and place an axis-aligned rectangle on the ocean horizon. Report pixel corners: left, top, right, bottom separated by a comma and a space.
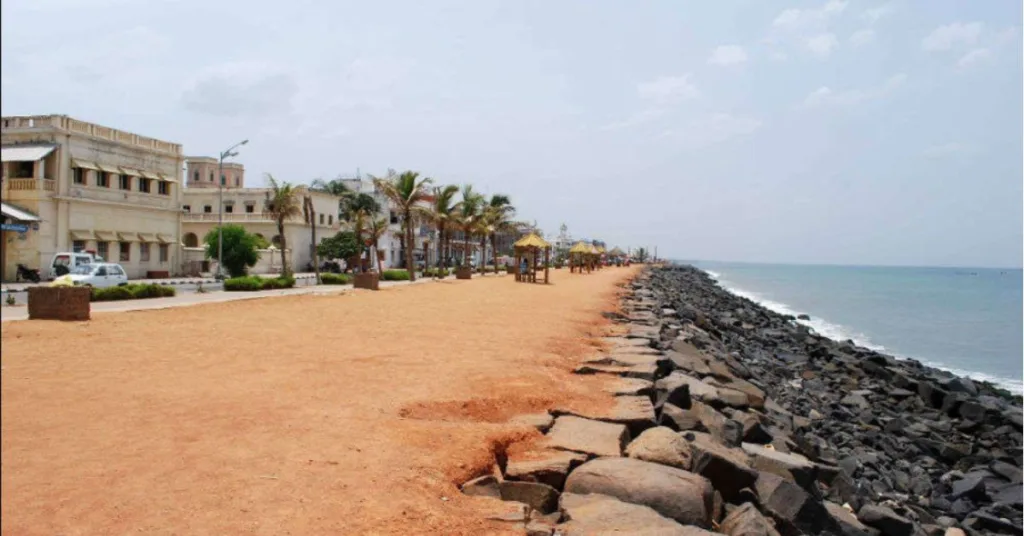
677, 260, 1024, 394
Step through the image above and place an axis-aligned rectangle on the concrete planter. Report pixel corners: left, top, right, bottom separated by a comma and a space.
353, 272, 380, 291
455, 267, 473, 280
27, 287, 90, 321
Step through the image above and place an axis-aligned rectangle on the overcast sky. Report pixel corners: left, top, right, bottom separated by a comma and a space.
2, 0, 1021, 267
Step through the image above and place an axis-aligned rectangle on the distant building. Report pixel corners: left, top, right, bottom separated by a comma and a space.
185, 156, 245, 189
1, 114, 183, 280
181, 163, 341, 274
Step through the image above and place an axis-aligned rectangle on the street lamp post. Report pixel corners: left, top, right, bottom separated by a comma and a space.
215, 139, 249, 280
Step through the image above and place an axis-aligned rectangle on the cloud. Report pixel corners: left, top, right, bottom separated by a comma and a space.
599, 108, 668, 131
181, 63, 299, 117
956, 48, 993, 69
772, 1, 848, 30
849, 29, 875, 47
922, 22, 983, 51
636, 75, 699, 101
708, 45, 748, 66
922, 142, 979, 158
803, 73, 907, 107
861, 5, 893, 24
662, 113, 762, 146
806, 33, 839, 57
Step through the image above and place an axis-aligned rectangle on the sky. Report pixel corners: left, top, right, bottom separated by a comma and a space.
2, 0, 1021, 268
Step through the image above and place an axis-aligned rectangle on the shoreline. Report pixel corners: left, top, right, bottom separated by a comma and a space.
701, 267, 1023, 395
465, 264, 1023, 535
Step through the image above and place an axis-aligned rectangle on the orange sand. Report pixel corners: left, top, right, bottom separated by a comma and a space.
1, 267, 638, 535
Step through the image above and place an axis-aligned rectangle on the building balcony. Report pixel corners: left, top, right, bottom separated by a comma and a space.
2, 177, 56, 196
183, 213, 273, 223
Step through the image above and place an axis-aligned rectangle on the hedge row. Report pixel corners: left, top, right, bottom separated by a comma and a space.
422, 268, 451, 277
91, 284, 176, 302
381, 270, 411, 281
319, 273, 353, 285
224, 276, 296, 291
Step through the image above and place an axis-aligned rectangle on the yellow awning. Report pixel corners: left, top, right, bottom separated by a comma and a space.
69, 229, 95, 240
138, 232, 158, 242
514, 233, 551, 249
569, 241, 592, 254
139, 170, 160, 180
95, 163, 120, 174
157, 173, 178, 183
117, 231, 139, 242
71, 159, 99, 171
156, 233, 174, 244
94, 230, 118, 242
119, 167, 144, 177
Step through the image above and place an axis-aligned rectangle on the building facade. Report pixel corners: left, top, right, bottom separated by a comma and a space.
181, 182, 341, 274
185, 156, 245, 189
1, 115, 184, 280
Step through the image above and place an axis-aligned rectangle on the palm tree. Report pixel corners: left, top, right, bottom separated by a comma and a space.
302, 194, 320, 283
455, 185, 483, 269
345, 193, 381, 271
366, 216, 389, 274
372, 171, 433, 281
264, 174, 302, 277
482, 194, 515, 271
423, 185, 460, 271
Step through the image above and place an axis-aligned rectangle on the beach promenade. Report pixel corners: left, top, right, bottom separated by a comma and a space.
0, 267, 638, 535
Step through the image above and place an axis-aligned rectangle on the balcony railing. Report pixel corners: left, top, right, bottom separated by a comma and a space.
3, 178, 56, 192
183, 213, 272, 222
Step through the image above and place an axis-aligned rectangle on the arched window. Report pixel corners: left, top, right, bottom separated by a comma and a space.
193, 171, 199, 182
183, 232, 199, 248
209, 172, 214, 182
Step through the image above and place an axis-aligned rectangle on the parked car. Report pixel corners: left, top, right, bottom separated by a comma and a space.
49, 251, 103, 279
66, 263, 129, 288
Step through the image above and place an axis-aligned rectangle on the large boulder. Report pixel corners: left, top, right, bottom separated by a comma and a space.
545, 416, 630, 458
686, 432, 757, 502
499, 481, 560, 514
625, 426, 694, 470
742, 443, 818, 493
505, 450, 588, 489
553, 396, 656, 437
824, 501, 872, 536
755, 472, 831, 534
857, 504, 913, 536
564, 457, 714, 527
719, 502, 782, 536
660, 403, 701, 431
558, 493, 715, 536
461, 474, 501, 498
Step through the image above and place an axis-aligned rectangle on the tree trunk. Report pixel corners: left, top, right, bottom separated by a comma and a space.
311, 209, 319, 284
479, 235, 487, 274
491, 234, 498, 272
278, 221, 290, 277
404, 210, 416, 282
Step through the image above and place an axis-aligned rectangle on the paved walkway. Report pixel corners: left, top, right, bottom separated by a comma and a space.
0, 272, 323, 293
0, 274, 480, 322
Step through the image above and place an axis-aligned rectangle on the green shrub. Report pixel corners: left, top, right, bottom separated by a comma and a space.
90, 284, 175, 301
423, 268, 450, 277
203, 225, 261, 278
381, 269, 411, 281
319, 273, 352, 285
224, 276, 296, 291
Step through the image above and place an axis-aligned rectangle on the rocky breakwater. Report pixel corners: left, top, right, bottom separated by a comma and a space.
459, 266, 1023, 536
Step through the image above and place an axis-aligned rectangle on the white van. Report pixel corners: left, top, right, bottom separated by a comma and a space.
49, 252, 103, 280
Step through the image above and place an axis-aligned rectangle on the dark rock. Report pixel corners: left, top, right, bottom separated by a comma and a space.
858, 504, 914, 536
461, 474, 501, 497
722, 419, 745, 448
918, 382, 949, 409
742, 443, 818, 493
963, 511, 1021, 534
950, 474, 987, 501
660, 402, 701, 431
755, 471, 831, 534
499, 481, 560, 514
824, 501, 873, 536
797, 314, 810, 321
687, 432, 757, 502
939, 377, 978, 396
564, 457, 714, 527
990, 460, 1022, 483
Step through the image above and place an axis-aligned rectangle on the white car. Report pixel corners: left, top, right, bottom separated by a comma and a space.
67, 263, 129, 288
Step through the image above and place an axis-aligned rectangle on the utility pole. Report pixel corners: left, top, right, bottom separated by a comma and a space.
215, 139, 248, 280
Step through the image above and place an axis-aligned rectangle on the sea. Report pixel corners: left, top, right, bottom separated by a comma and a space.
682, 261, 1024, 394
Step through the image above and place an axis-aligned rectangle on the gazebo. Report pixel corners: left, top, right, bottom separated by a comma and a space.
569, 241, 595, 274
595, 245, 606, 269
608, 247, 626, 266
513, 233, 552, 284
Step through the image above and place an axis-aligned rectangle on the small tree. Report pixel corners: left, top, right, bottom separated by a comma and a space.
204, 225, 260, 277
263, 174, 301, 277
317, 231, 361, 271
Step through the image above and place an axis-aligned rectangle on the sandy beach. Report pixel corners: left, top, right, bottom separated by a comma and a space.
1, 267, 638, 535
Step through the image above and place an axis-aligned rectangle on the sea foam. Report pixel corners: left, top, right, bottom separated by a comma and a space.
702, 269, 1024, 394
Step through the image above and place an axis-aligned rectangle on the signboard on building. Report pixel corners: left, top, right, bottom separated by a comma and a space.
1, 223, 29, 232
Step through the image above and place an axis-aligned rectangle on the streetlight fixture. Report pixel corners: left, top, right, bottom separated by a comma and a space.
215, 139, 249, 280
